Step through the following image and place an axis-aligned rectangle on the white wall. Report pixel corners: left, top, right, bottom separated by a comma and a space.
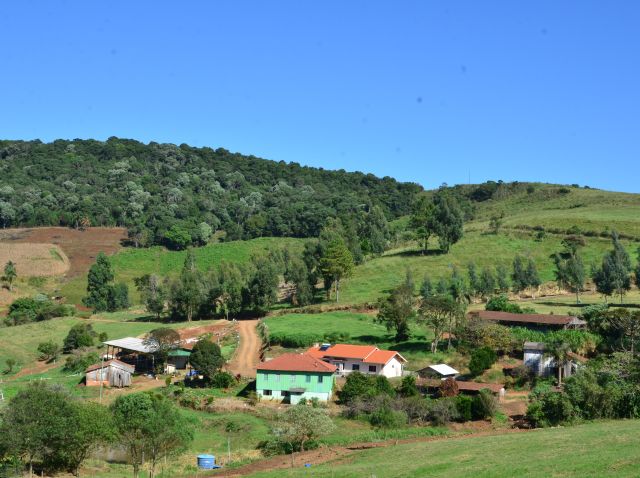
380, 357, 404, 378
328, 357, 403, 377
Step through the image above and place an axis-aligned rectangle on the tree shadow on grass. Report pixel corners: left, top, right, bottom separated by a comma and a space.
535, 301, 640, 310
384, 249, 446, 258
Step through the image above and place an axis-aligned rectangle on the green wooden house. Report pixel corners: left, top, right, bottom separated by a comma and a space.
256, 353, 337, 404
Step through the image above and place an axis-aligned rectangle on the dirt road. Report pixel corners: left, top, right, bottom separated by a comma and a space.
226, 320, 261, 378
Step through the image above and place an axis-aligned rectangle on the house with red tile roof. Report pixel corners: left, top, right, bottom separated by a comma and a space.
256, 353, 337, 404
306, 344, 407, 378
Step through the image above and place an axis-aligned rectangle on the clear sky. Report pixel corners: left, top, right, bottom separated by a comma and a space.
1, 2, 639, 191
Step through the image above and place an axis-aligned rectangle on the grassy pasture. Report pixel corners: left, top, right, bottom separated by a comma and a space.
337, 230, 633, 306
248, 419, 640, 478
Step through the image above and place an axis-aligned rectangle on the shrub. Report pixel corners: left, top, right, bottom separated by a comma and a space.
268, 332, 322, 348
64, 350, 99, 373
527, 389, 575, 427
323, 331, 351, 343
37, 341, 61, 362
485, 295, 523, 314
471, 389, 498, 419
456, 395, 473, 422
428, 397, 460, 425
468, 347, 498, 377
63, 323, 96, 352
369, 407, 407, 428
211, 371, 235, 389
340, 372, 394, 403
397, 375, 419, 397
439, 378, 459, 397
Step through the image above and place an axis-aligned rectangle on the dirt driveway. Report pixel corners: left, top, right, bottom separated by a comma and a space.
226, 320, 261, 378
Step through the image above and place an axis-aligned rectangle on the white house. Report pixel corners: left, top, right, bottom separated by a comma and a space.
417, 363, 460, 380
306, 344, 407, 378
523, 341, 583, 379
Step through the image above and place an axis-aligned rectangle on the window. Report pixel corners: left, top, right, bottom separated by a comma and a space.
262, 372, 268, 381
263, 389, 272, 396
318, 375, 324, 384
352, 364, 360, 371
368, 365, 376, 372
306, 375, 311, 383
275, 373, 280, 382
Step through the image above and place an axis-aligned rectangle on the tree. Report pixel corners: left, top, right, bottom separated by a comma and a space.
320, 238, 354, 302
107, 282, 130, 311
511, 255, 528, 295
163, 224, 192, 250
478, 267, 496, 299
547, 340, 572, 386
37, 340, 61, 363
272, 405, 335, 462
189, 339, 224, 382
488, 212, 504, 235
63, 323, 96, 352
213, 261, 245, 320
243, 255, 280, 315
4, 357, 16, 374
604, 308, 640, 355
420, 274, 433, 299
418, 294, 459, 352
285, 258, 314, 306
561, 235, 586, 256
467, 263, 480, 297
397, 375, 419, 397
168, 249, 206, 321
65, 402, 115, 477
83, 253, 114, 312
495, 264, 510, 292
525, 258, 541, 298
111, 392, 194, 478
593, 232, 632, 303
468, 346, 498, 377
376, 271, 415, 341
143, 328, 181, 372
135, 274, 166, 318
553, 252, 586, 304
409, 195, 436, 253
3, 260, 16, 291
431, 193, 464, 253
360, 205, 389, 255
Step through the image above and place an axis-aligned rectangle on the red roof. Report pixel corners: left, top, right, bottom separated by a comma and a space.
306, 344, 406, 365
85, 359, 134, 373
469, 310, 584, 326
455, 381, 505, 393
256, 353, 337, 373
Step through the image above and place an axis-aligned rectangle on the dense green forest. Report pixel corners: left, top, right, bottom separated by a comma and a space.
0, 138, 421, 247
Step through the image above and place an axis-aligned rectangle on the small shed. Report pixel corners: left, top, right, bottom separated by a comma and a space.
86, 359, 134, 387
167, 348, 191, 372
523, 342, 554, 376
417, 363, 460, 380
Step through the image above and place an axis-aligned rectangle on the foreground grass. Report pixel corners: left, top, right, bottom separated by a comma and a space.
248, 419, 640, 478
61, 237, 306, 304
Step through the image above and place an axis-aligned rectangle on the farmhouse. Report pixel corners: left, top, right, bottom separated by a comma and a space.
306, 344, 406, 378
85, 359, 134, 387
468, 310, 586, 331
417, 363, 460, 380
523, 341, 583, 379
256, 353, 336, 404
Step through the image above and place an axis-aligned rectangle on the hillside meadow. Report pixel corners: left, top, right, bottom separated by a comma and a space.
246, 419, 640, 478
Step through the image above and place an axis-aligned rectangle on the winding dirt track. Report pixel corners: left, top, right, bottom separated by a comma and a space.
226, 320, 261, 378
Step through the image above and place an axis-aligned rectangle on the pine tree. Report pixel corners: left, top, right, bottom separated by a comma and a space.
495, 264, 510, 292
467, 263, 480, 297
83, 253, 114, 312
511, 255, 528, 294
525, 258, 541, 298
320, 239, 354, 302
420, 274, 433, 299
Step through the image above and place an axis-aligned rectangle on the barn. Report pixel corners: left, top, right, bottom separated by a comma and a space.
85, 359, 134, 387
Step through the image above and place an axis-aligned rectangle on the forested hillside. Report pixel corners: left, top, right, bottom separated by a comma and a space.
0, 138, 421, 247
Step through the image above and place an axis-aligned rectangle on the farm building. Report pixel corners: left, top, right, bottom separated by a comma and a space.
306, 344, 406, 378
418, 378, 505, 401
103, 337, 158, 372
167, 348, 191, 372
85, 359, 134, 387
417, 363, 460, 380
468, 310, 586, 331
523, 341, 584, 380
256, 353, 337, 404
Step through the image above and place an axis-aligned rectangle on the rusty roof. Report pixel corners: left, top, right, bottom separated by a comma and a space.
256, 353, 337, 373
469, 310, 585, 326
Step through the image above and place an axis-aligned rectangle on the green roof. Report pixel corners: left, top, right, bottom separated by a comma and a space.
168, 349, 191, 357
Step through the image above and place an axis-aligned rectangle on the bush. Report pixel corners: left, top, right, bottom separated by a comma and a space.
527, 390, 575, 427
485, 295, 523, 314
340, 372, 394, 403
471, 389, 498, 420
369, 407, 407, 428
428, 397, 460, 425
64, 350, 99, 373
468, 346, 498, 377
37, 341, 61, 362
397, 375, 419, 397
211, 371, 235, 389
456, 395, 473, 422
323, 331, 351, 343
63, 323, 96, 352
268, 332, 322, 348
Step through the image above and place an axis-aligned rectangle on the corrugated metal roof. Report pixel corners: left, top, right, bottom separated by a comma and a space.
86, 359, 135, 373
470, 310, 586, 327
427, 364, 460, 376
103, 337, 157, 353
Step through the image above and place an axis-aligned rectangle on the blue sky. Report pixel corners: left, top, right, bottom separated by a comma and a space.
1, 1, 639, 191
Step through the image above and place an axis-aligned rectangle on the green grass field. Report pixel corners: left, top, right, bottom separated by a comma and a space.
248, 419, 640, 478
337, 229, 634, 306
60, 237, 306, 304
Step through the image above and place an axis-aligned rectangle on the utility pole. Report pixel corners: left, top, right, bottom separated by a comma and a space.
227, 436, 231, 464
99, 353, 105, 403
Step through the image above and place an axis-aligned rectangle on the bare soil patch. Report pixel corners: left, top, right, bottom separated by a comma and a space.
0, 227, 127, 278
0, 242, 69, 277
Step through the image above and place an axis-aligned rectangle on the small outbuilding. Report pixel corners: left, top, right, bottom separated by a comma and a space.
468, 310, 586, 331
417, 363, 460, 380
85, 359, 134, 387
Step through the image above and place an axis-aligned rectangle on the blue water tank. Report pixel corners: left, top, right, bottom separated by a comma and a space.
197, 454, 216, 469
